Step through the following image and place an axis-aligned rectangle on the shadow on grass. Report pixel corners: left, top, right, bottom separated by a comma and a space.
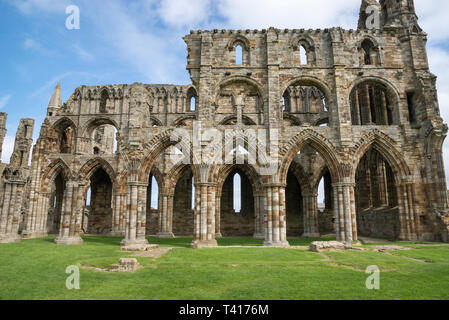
147, 237, 193, 248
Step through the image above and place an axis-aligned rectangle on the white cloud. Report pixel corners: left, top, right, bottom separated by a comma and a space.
157, 0, 212, 28
84, 0, 187, 83
216, 0, 360, 29
0, 95, 12, 109
1, 136, 14, 164
415, 0, 449, 43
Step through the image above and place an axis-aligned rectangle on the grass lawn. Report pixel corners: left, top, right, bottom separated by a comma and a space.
0, 236, 448, 300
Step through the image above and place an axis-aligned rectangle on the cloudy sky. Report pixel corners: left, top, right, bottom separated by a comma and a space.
0, 0, 448, 190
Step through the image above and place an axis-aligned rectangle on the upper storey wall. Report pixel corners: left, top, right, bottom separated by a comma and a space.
184, 27, 428, 80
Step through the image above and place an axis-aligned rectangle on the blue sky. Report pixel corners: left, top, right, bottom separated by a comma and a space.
1, 0, 448, 190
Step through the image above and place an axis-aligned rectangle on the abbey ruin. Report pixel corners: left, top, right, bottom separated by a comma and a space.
1, 0, 448, 248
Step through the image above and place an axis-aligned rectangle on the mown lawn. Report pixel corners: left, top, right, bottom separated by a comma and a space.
0, 236, 448, 300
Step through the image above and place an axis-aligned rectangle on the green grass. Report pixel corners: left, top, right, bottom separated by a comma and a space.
0, 236, 448, 300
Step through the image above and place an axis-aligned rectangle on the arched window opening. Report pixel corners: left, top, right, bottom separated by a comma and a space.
151, 175, 159, 209
355, 147, 399, 239
318, 177, 325, 211
360, 39, 379, 66
91, 124, 118, 155
47, 172, 66, 234
190, 96, 196, 112
233, 173, 242, 213
172, 166, 195, 236
235, 44, 243, 65
85, 187, 91, 206
282, 91, 291, 112
219, 168, 255, 237
282, 83, 327, 126
350, 82, 394, 126
56, 123, 75, 154
407, 92, 417, 124
186, 87, 198, 113
299, 45, 308, 65
362, 41, 372, 65
99, 90, 109, 113
85, 168, 113, 235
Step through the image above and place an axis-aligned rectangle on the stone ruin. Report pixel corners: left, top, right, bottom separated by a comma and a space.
0, 0, 448, 249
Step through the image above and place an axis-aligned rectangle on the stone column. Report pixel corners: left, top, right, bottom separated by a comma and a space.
191, 183, 217, 248
263, 184, 289, 247
380, 90, 389, 125
361, 85, 372, 125
302, 193, 320, 238
157, 194, 175, 238
120, 182, 149, 248
253, 193, 264, 238
215, 195, 222, 238
55, 181, 83, 245
353, 90, 361, 125
110, 193, 124, 236
333, 182, 358, 244
377, 159, 389, 207
0, 181, 25, 243
397, 182, 418, 241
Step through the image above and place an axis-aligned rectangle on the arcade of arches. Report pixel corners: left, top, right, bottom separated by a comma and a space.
1, 17, 448, 247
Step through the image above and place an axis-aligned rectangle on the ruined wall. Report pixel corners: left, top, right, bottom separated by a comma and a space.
1, 0, 448, 245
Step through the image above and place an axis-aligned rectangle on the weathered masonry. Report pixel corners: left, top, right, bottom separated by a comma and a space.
1, 0, 449, 247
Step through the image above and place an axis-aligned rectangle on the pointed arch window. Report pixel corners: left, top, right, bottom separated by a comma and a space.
233, 173, 241, 213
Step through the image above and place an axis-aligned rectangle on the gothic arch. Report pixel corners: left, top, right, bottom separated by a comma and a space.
213, 76, 266, 107
172, 115, 196, 127
227, 35, 251, 51
51, 117, 77, 132
349, 76, 401, 105
80, 117, 120, 138
78, 157, 117, 192
219, 115, 257, 126
281, 76, 332, 103
279, 129, 342, 185
41, 159, 72, 192
138, 129, 199, 184
150, 116, 163, 127
206, 130, 274, 181
350, 130, 411, 182
214, 164, 262, 196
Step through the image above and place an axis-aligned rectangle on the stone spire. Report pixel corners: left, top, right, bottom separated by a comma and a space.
47, 83, 61, 116
358, 0, 382, 30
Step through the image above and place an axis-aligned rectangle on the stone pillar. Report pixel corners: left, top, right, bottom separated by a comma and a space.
377, 159, 389, 207
55, 181, 83, 245
215, 195, 222, 238
253, 193, 265, 238
397, 182, 418, 241
380, 90, 389, 125
191, 183, 217, 248
361, 85, 372, 125
0, 180, 25, 243
110, 193, 124, 236
302, 193, 320, 238
120, 182, 149, 247
353, 90, 361, 125
333, 182, 358, 244
157, 194, 175, 238
263, 184, 289, 247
